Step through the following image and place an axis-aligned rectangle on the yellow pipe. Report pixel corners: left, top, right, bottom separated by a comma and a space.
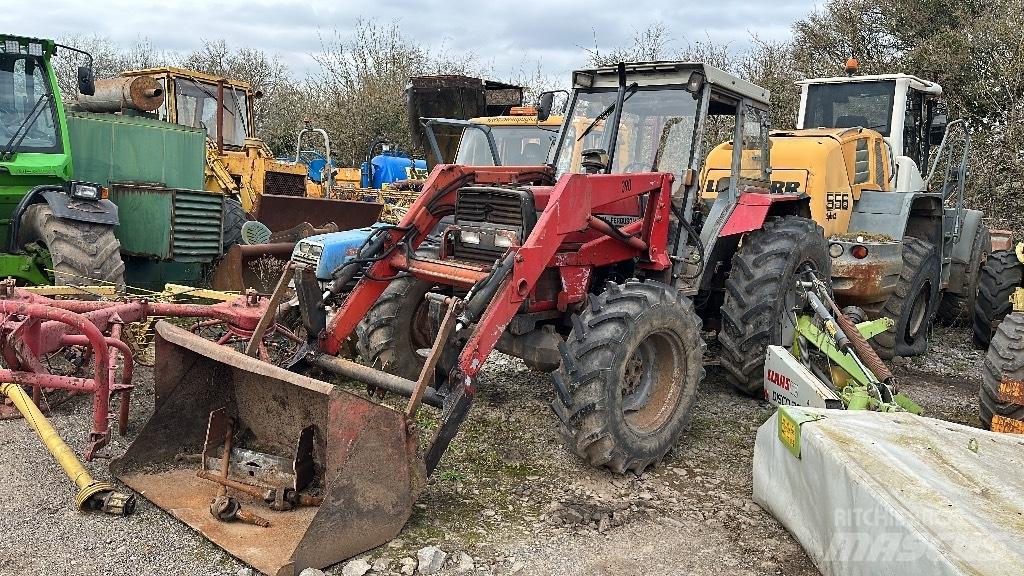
0, 382, 135, 515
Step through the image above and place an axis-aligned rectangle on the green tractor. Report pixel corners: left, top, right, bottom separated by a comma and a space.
1, 34, 124, 288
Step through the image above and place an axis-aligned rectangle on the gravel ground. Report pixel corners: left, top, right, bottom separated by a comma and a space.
0, 323, 985, 576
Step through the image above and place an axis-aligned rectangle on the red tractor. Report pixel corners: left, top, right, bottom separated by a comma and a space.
309, 61, 829, 473
114, 62, 830, 574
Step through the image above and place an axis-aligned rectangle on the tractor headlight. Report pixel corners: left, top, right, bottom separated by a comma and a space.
460, 231, 481, 245
27, 43, 43, 57
828, 243, 844, 258
494, 233, 515, 249
69, 182, 102, 200
3, 40, 19, 54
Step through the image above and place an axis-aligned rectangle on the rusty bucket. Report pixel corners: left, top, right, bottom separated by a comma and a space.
111, 322, 425, 575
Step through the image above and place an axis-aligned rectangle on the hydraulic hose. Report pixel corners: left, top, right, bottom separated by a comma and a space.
0, 381, 135, 515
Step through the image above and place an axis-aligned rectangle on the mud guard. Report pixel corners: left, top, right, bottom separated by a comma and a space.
6, 185, 118, 249
111, 322, 426, 576
718, 192, 807, 237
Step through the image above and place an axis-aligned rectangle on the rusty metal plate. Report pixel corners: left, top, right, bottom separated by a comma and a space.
254, 195, 383, 233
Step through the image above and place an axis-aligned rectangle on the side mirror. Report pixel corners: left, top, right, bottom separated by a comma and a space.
78, 66, 96, 96
537, 92, 554, 122
929, 114, 947, 143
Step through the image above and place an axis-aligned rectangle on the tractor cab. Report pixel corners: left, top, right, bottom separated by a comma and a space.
796, 73, 946, 192
122, 67, 257, 150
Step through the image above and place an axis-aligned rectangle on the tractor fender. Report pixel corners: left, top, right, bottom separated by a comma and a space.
945, 208, 985, 295
718, 192, 810, 237
848, 191, 943, 247
7, 185, 119, 249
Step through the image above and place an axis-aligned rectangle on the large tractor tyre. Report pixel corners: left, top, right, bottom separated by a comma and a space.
719, 216, 830, 396
870, 237, 940, 360
222, 198, 249, 251
356, 276, 436, 380
19, 204, 125, 290
937, 225, 991, 326
980, 312, 1024, 429
972, 250, 1023, 349
553, 280, 704, 474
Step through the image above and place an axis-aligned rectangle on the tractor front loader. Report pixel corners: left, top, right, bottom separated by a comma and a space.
116, 62, 833, 575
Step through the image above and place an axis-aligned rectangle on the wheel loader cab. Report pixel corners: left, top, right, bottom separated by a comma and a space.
797, 74, 944, 192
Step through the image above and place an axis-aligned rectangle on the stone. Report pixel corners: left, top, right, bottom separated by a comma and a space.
509, 561, 526, 574
236, 569, 256, 576
399, 557, 417, 576
341, 559, 371, 576
388, 539, 407, 549
453, 551, 475, 574
371, 557, 392, 573
417, 546, 448, 575
298, 569, 326, 576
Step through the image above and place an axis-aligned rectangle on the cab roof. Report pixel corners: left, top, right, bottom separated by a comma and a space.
798, 73, 942, 96
771, 127, 882, 142
571, 61, 770, 106
123, 66, 254, 91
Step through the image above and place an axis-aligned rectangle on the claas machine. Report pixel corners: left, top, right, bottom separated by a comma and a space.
702, 67, 988, 371
113, 62, 836, 575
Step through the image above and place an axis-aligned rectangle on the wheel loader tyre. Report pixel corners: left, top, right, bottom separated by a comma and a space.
719, 216, 830, 396
19, 204, 125, 290
222, 198, 248, 251
553, 280, 704, 475
972, 250, 1023, 349
356, 276, 436, 380
980, 312, 1024, 428
937, 224, 991, 326
870, 237, 940, 360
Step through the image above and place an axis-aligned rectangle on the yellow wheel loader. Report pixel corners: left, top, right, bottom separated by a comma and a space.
121, 68, 383, 239
701, 70, 989, 371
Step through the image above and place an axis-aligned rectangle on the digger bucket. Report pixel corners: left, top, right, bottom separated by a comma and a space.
111, 322, 425, 576
253, 195, 383, 233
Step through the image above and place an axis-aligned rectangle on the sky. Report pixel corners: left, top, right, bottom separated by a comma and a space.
4, 0, 818, 81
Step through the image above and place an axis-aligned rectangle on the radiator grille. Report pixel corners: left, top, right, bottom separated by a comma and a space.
456, 187, 528, 228
172, 190, 224, 261
264, 171, 306, 196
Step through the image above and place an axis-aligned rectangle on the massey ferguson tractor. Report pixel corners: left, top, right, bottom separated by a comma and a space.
110, 62, 833, 575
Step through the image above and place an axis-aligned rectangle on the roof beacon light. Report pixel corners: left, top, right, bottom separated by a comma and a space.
845, 56, 860, 76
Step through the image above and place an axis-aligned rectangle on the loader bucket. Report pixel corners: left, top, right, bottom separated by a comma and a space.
210, 242, 295, 293
253, 195, 383, 233
111, 322, 425, 576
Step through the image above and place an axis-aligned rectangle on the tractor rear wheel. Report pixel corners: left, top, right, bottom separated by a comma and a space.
19, 204, 125, 290
937, 225, 991, 326
980, 312, 1024, 429
356, 276, 436, 380
719, 216, 830, 396
553, 280, 704, 474
222, 198, 249, 251
869, 237, 939, 360
972, 249, 1023, 349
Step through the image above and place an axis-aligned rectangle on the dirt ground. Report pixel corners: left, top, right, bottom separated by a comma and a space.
0, 324, 984, 576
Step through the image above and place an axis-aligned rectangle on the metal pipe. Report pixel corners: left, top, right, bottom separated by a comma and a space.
587, 216, 647, 251
0, 381, 135, 515
312, 355, 443, 408
74, 75, 165, 113
216, 80, 225, 155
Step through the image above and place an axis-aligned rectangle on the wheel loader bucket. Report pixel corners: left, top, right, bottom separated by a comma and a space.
253, 195, 383, 233
111, 322, 425, 576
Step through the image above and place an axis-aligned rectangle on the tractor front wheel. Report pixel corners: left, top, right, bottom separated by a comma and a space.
869, 237, 939, 360
19, 204, 125, 290
553, 280, 704, 474
980, 312, 1024, 429
356, 276, 437, 380
719, 216, 830, 396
